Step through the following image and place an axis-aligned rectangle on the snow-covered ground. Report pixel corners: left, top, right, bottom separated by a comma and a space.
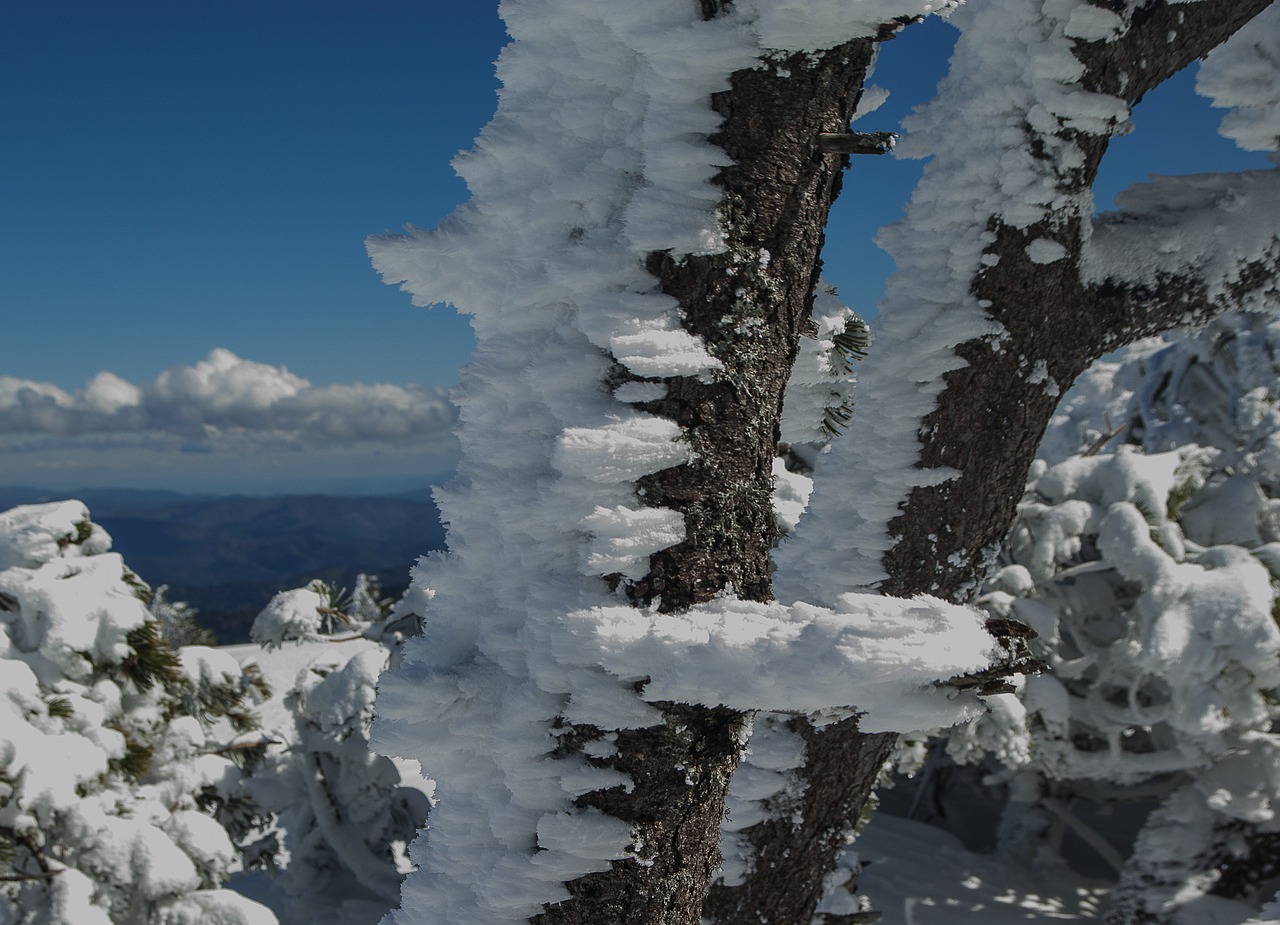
857, 814, 1111, 923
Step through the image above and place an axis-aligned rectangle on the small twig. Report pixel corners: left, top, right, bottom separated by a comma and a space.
1082, 413, 1127, 457
317, 606, 353, 625
0, 870, 62, 882
1041, 797, 1126, 874
817, 131, 897, 155
8, 831, 59, 881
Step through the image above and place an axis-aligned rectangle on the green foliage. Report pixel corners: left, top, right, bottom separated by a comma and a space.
830, 314, 870, 374
197, 785, 278, 870
53, 515, 96, 553
121, 620, 183, 693
121, 568, 153, 605
820, 402, 854, 438
108, 732, 155, 780
308, 575, 396, 632
1132, 493, 1161, 526
44, 697, 73, 720
182, 673, 264, 734
819, 315, 871, 437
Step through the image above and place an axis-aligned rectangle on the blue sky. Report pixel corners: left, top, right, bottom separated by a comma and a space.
0, 4, 1271, 494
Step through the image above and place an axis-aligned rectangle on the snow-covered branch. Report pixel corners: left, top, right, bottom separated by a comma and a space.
1085, 168, 1280, 339
554, 593, 994, 731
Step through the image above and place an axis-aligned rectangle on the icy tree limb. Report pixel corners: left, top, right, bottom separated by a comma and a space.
875, 0, 1274, 609
515, 8, 968, 925
1086, 168, 1280, 340
558, 594, 994, 727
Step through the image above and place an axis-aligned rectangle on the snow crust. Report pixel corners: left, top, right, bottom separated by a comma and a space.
854, 813, 1109, 923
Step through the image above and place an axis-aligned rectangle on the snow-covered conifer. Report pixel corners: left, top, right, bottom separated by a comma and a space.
0, 501, 277, 925
235, 578, 431, 925
943, 311, 1280, 922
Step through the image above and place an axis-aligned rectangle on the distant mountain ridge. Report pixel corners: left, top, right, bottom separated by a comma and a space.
0, 486, 448, 643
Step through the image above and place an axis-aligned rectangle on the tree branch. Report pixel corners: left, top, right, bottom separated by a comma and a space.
1084, 167, 1280, 341
1, 829, 60, 882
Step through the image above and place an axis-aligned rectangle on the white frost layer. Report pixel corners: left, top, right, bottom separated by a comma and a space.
771, 457, 814, 535
718, 714, 808, 888
737, 0, 957, 52
557, 593, 994, 732
1084, 168, 1280, 309
1198, 3, 1280, 153
553, 415, 690, 485
581, 505, 685, 579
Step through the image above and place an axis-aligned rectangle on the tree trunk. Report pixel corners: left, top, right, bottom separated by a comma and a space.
538, 26, 889, 925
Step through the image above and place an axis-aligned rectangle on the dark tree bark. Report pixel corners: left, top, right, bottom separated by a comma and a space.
703, 720, 896, 925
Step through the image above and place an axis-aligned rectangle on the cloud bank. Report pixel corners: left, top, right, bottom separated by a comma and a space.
0, 349, 456, 445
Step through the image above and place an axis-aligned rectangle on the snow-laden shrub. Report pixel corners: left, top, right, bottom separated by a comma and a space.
950, 313, 1280, 922
968, 448, 1280, 784
250, 574, 423, 651
150, 585, 218, 649
0, 501, 277, 925
237, 577, 432, 925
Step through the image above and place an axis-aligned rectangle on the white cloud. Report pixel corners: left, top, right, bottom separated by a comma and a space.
0, 349, 456, 445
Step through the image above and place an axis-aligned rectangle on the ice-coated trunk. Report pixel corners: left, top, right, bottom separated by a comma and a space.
880, 0, 1276, 601
540, 29, 886, 925
367, 4, 938, 924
